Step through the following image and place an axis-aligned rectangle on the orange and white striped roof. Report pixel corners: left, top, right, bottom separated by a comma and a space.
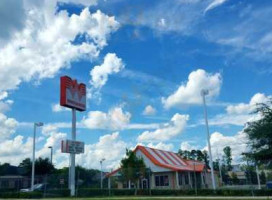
107, 145, 205, 177
135, 145, 205, 172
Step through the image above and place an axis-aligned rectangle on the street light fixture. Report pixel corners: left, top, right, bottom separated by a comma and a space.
100, 158, 105, 189
31, 122, 43, 191
201, 89, 216, 190
48, 146, 53, 164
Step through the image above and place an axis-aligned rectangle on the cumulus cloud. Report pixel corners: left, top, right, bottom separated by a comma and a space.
137, 113, 189, 142
147, 142, 174, 151
0, 135, 33, 164
0, 2, 119, 93
226, 93, 270, 115
52, 103, 69, 112
0, 0, 26, 44
208, 93, 271, 126
162, 69, 222, 109
0, 100, 13, 113
82, 106, 131, 130
0, 113, 18, 140
142, 105, 156, 116
207, 131, 248, 163
0, 122, 68, 166
90, 53, 125, 89
180, 141, 199, 151
77, 132, 127, 170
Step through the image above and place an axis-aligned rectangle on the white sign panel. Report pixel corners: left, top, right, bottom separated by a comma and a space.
61, 140, 84, 154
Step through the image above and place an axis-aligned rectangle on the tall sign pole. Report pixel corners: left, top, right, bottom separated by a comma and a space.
60, 76, 86, 196
70, 108, 76, 195
201, 89, 216, 190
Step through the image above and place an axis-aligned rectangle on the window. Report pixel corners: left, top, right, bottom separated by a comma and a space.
155, 175, 169, 186
178, 173, 183, 185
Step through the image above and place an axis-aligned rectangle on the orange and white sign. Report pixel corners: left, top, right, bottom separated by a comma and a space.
60, 76, 86, 111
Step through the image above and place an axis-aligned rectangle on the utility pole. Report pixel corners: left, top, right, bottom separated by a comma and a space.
31, 122, 43, 191
48, 146, 53, 164
201, 89, 216, 190
100, 158, 105, 189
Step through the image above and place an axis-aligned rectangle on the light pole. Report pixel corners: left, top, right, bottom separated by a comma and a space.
48, 146, 53, 164
100, 158, 105, 189
31, 122, 43, 191
201, 89, 216, 190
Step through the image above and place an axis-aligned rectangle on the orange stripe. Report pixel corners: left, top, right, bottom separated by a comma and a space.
151, 148, 170, 165
161, 150, 178, 165
170, 152, 184, 165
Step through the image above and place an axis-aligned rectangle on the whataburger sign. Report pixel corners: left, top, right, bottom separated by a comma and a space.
60, 76, 86, 196
60, 76, 86, 111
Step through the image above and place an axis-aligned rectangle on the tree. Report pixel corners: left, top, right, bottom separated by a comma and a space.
213, 160, 219, 171
202, 150, 209, 168
244, 100, 272, 164
35, 157, 55, 175
223, 146, 232, 171
19, 158, 32, 175
120, 149, 146, 195
230, 172, 239, 184
260, 171, 266, 184
19, 157, 55, 176
178, 150, 192, 160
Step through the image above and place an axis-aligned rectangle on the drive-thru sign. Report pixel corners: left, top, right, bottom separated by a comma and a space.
60, 76, 86, 196
61, 140, 84, 154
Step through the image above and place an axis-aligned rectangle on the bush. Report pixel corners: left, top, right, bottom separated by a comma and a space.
44, 189, 70, 197
77, 188, 109, 197
0, 191, 42, 199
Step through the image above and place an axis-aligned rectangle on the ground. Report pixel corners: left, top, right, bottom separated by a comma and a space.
8, 197, 272, 200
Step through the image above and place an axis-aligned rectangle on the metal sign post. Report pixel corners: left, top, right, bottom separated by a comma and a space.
70, 108, 76, 196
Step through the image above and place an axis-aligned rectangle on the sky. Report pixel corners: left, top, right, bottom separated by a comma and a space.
0, 0, 272, 170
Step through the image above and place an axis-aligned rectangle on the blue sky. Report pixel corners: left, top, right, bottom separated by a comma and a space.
0, 0, 271, 169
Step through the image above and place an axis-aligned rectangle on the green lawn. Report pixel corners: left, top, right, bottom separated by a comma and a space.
9, 197, 272, 200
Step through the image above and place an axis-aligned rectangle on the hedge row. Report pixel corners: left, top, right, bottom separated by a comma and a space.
0, 188, 272, 198
77, 188, 272, 197
0, 189, 70, 199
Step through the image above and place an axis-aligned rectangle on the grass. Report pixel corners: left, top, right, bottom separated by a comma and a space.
9, 197, 272, 200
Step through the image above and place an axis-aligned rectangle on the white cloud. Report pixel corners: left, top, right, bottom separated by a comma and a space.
204, 0, 228, 13
207, 131, 248, 163
76, 132, 127, 170
82, 106, 131, 130
137, 113, 189, 142
52, 103, 69, 112
0, 135, 33, 164
143, 105, 156, 116
180, 141, 199, 151
0, 2, 119, 93
0, 99, 13, 113
162, 69, 222, 109
0, 113, 18, 140
90, 53, 125, 90
0, 91, 8, 100
0, 123, 67, 166
226, 93, 270, 115
0, 0, 26, 44
208, 93, 271, 126
147, 142, 174, 151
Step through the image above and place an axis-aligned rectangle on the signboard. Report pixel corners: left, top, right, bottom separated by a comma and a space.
61, 140, 85, 154
60, 76, 86, 111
